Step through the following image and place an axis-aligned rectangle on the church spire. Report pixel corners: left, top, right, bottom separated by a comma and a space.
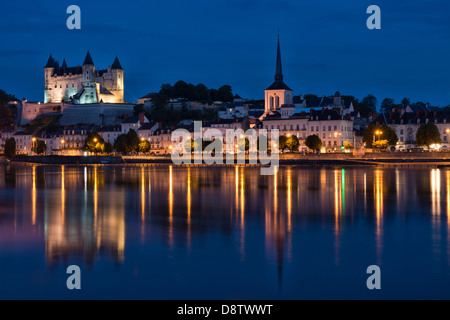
275, 34, 283, 82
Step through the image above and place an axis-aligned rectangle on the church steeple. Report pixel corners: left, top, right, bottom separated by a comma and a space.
275, 35, 283, 82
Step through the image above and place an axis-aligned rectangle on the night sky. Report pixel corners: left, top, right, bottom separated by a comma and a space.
1, 0, 450, 107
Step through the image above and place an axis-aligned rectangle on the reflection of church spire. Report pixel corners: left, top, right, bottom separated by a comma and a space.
275, 228, 285, 293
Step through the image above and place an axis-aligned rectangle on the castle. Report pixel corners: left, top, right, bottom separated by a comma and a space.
44, 51, 124, 104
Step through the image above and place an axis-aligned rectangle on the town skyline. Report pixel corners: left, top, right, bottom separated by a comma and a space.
1, 0, 450, 106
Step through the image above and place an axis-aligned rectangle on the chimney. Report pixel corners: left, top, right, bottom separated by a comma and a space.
139, 112, 145, 125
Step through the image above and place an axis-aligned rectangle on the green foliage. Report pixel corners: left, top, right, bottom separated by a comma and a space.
303, 94, 318, 105
4, 138, 16, 158
133, 104, 145, 116
83, 132, 105, 154
380, 98, 394, 113
305, 135, 323, 151
23, 115, 60, 133
114, 129, 140, 154
279, 135, 288, 151
363, 124, 398, 148
372, 140, 389, 149
356, 94, 377, 118
238, 138, 250, 152
32, 139, 47, 155
104, 142, 114, 154
138, 140, 151, 153
152, 81, 234, 107
343, 141, 354, 150
146, 105, 217, 127
285, 135, 300, 152
0, 105, 16, 129
416, 122, 442, 147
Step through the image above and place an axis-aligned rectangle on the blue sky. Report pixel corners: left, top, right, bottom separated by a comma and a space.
1, 0, 450, 106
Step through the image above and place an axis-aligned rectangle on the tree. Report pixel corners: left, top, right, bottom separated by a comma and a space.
4, 138, 16, 158
114, 129, 141, 154
402, 97, 411, 107
279, 135, 288, 152
217, 85, 233, 103
305, 135, 323, 152
126, 129, 140, 154
363, 124, 398, 148
83, 132, 105, 154
416, 122, 442, 148
139, 140, 151, 153
303, 94, 318, 105
133, 104, 145, 116
357, 94, 377, 117
285, 135, 300, 152
114, 134, 128, 154
343, 141, 354, 151
372, 140, 389, 149
380, 98, 394, 113
0, 104, 14, 129
104, 142, 114, 154
237, 138, 250, 152
32, 139, 47, 155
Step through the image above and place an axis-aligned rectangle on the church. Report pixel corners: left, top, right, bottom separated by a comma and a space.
44, 51, 124, 104
264, 36, 293, 115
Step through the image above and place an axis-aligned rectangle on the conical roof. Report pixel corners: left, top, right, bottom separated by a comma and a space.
111, 56, 123, 70
83, 50, 94, 66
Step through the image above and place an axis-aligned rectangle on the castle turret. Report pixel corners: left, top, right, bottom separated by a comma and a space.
81, 51, 98, 103
109, 56, 124, 102
44, 54, 55, 103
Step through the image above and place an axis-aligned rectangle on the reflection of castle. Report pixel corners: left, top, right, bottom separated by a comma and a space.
44, 167, 125, 266
44, 51, 124, 104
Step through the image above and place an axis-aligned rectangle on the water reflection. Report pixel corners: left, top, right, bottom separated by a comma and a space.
1, 165, 450, 294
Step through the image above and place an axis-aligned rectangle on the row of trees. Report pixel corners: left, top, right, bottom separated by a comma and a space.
83, 130, 151, 155
153, 81, 234, 106
1, 122, 445, 158
362, 122, 442, 149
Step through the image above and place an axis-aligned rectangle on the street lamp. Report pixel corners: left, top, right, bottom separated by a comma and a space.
373, 130, 383, 142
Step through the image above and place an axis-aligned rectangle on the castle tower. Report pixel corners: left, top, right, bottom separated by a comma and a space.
81, 51, 98, 104
264, 36, 293, 113
44, 54, 56, 103
110, 56, 124, 103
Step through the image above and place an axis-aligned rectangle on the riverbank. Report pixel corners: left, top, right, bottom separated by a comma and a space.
7, 153, 450, 168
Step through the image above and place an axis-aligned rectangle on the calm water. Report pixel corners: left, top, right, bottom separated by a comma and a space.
0, 164, 449, 299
